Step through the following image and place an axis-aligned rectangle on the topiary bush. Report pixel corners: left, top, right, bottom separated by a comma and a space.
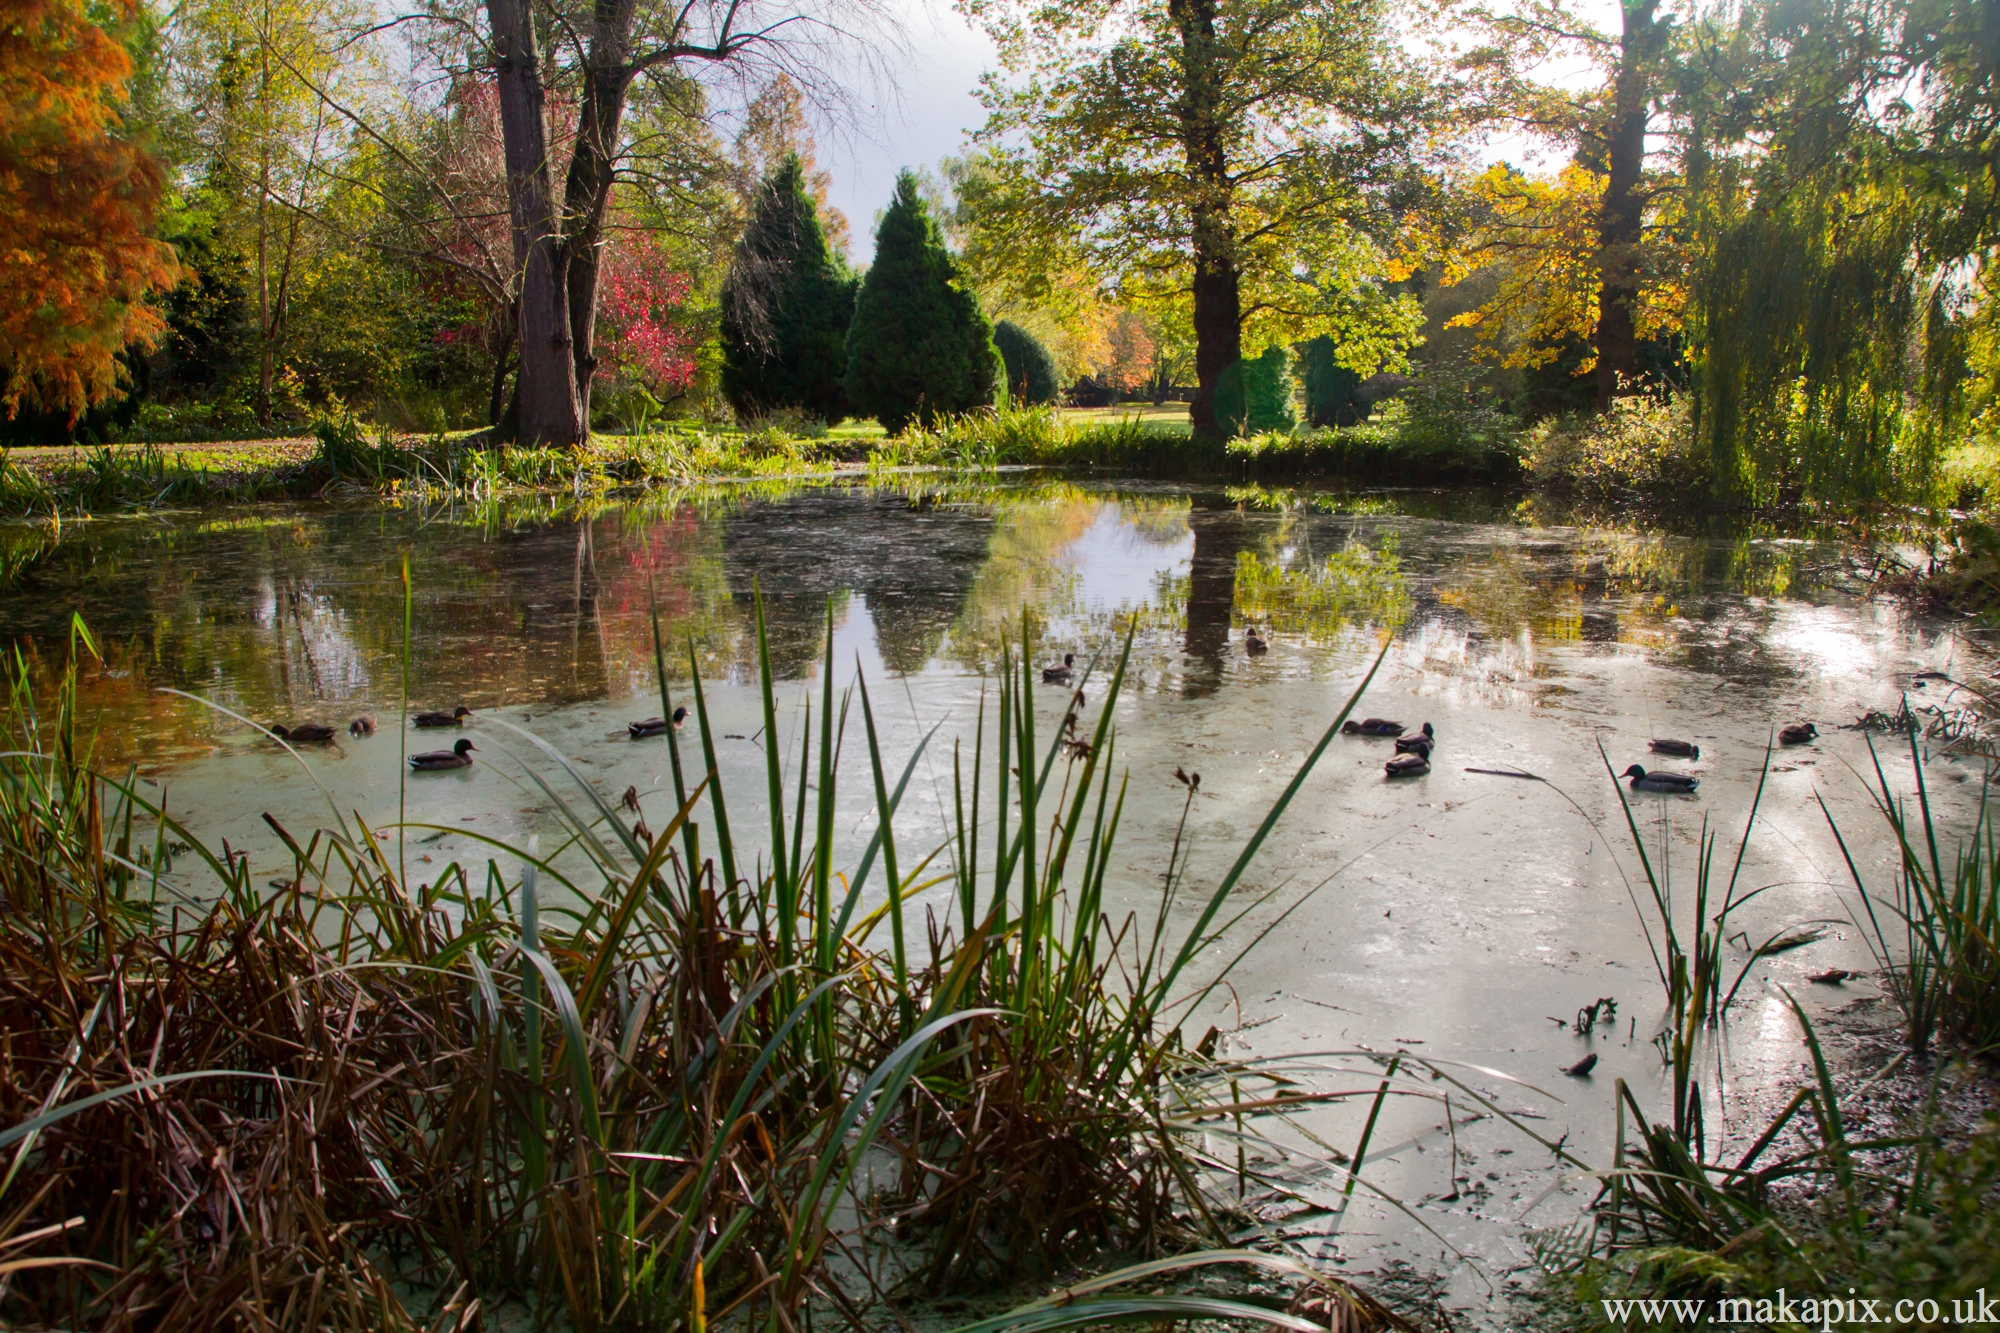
844, 172, 999, 434
993, 320, 1061, 405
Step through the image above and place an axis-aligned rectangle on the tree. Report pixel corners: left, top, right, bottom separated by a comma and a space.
1, 0, 179, 421
845, 172, 999, 434
1216, 344, 1295, 434
469, 0, 879, 445
721, 155, 857, 423
1447, 0, 1684, 410
598, 230, 699, 402
169, 0, 355, 426
1297, 336, 1363, 425
963, 0, 1438, 440
992, 320, 1059, 404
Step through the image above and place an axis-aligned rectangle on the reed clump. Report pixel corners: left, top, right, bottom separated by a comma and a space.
0, 602, 1461, 1331
1523, 742, 2000, 1326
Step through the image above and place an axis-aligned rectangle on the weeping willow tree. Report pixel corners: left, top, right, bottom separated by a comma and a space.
1679, 0, 1991, 505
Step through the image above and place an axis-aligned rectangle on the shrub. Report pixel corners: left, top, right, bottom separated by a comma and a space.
1213, 345, 1297, 436
993, 320, 1061, 405
1297, 335, 1365, 427
845, 172, 998, 434
1524, 393, 1698, 495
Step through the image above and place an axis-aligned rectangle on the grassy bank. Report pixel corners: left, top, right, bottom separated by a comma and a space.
0, 404, 1522, 521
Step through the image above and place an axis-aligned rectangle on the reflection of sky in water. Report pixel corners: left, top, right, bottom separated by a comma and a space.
0, 482, 1985, 1312
1061, 503, 1193, 615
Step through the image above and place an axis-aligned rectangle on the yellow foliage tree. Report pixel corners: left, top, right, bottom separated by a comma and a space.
1444, 163, 1686, 374
1, 0, 178, 420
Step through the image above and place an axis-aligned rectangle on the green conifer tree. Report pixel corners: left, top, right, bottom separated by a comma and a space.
993, 320, 1060, 405
845, 171, 998, 433
1297, 336, 1363, 427
720, 155, 857, 424
1213, 345, 1297, 436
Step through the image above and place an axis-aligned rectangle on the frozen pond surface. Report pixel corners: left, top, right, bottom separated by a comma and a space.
0, 479, 1985, 1321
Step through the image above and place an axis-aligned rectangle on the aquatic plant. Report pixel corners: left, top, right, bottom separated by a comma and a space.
1824, 730, 2000, 1056
0, 589, 1493, 1330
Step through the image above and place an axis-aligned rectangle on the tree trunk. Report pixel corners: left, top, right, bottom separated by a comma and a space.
488, 316, 517, 427
1172, 0, 1240, 443
487, 0, 583, 446
1594, 0, 1659, 411
256, 147, 273, 428
564, 20, 637, 430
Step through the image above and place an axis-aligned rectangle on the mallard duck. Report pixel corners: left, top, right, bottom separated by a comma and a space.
1649, 738, 1698, 758
1384, 752, 1430, 778
1342, 717, 1405, 736
1779, 722, 1818, 746
1621, 764, 1699, 793
1245, 628, 1268, 656
271, 723, 336, 745
413, 706, 473, 728
410, 738, 477, 771
348, 715, 377, 737
629, 706, 688, 738
1394, 722, 1435, 756
1042, 653, 1075, 684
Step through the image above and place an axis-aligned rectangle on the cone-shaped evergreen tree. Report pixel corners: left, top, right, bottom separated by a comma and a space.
993, 320, 1060, 405
721, 155, 857, 424
845, 171, 997, 434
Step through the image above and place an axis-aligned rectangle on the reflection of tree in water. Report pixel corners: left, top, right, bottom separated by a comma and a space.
1181, 495, 1258, 698
1432, 531, 1811, 670
1232, 534, 1411, 638
719, 489, 995, 678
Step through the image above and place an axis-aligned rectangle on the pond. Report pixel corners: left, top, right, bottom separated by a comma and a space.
0, 477, 1984, 1319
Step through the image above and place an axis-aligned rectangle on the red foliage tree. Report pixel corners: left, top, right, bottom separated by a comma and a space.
0, 0, 178, 420
595, 232, 696, 398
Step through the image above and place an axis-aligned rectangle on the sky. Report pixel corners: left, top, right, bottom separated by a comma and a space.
814, 1, 999, 248
806, 0, 1624, 260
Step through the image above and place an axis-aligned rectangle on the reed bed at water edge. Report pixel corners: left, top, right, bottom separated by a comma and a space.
0, 594, 1540, 1332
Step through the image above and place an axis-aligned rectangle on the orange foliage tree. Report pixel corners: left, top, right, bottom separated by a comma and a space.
1, 0, 178, 421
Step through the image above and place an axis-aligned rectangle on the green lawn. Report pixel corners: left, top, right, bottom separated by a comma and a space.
1057, 403, 1192, 434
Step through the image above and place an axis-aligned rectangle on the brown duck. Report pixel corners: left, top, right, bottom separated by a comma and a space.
413, 706, 473, 728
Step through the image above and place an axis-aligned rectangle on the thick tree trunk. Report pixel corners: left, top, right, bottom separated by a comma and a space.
487, 0, 583, 446
564, 29, 636, 429
1594, 0, 1659, 411
1172, 0, 1241, 443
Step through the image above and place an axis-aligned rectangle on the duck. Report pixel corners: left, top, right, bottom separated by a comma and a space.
271, 723, 336, 745
413, 706, 473, 728
348, 715, 377, 737
1394, 722, 1435, 756
1621, 764, 1699, 793
1245, 628, 1268, 656
1042, 653, 1075, 685
1384, 752, 1430, 778
629, 706, 689, 738
410, 738, 477, 771
1779, 722, 1819, 746
1342, 717, 1405, 736
1648, 738, 1699, 759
